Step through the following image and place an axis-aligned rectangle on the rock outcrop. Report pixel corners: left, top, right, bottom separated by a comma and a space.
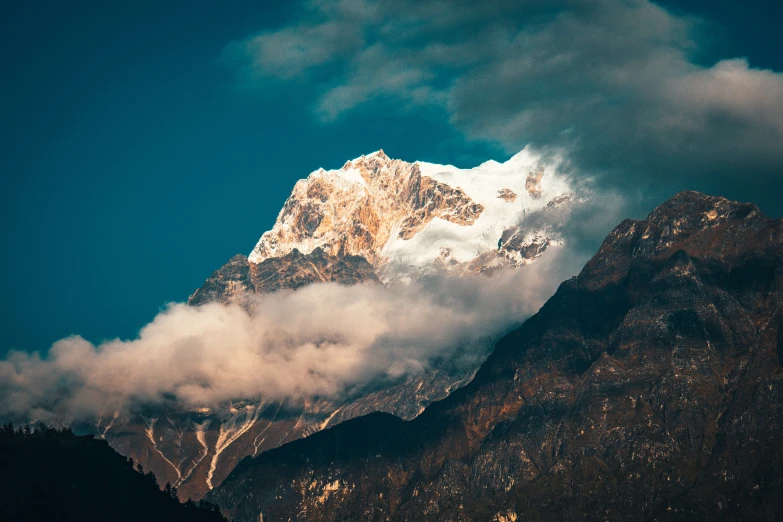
188, 249, 378, 306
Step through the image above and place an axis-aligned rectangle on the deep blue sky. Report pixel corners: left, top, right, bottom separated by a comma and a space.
1, 0, 781, 355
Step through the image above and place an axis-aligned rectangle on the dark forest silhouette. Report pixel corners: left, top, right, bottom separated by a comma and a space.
0, 424, 226, 522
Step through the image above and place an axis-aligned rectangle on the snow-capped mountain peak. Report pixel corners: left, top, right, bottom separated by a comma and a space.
248, 147, 572, 282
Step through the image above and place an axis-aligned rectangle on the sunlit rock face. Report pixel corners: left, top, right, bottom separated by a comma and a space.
92, 149, 574, 500
249, 151, 484, 269
207, 192, 783, 522
248, 148, 572, 283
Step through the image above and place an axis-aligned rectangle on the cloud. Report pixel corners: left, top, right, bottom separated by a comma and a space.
224, 0, 783, 213
0, 225, 594, 422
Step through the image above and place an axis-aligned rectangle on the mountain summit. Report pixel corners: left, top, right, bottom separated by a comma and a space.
190, 148, 571, 305
248, 148, 570, 282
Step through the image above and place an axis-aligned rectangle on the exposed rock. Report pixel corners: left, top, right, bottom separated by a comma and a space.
188, 254, 254, 306
497, 227, 553, 264
208, 192, 783, 521
252, 248, 378, 292
497, 188, 517, 203
546, 193, 571, 208
397, 176, 484, 240
525, 168, 544, 198
188, 249, 378, 306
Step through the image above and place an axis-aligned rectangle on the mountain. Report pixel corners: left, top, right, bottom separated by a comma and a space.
245, 149, 571, 283
0, 424, 226, 522
85, 149, 574, 500
207, 192, 783, 521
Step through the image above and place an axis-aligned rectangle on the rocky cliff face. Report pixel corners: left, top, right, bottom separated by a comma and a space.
249, 151, 483, 268
208, 192, 783, 521
91, 149, 572, 501
188, 249, 378, 306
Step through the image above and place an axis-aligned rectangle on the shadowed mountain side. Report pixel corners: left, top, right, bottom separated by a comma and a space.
208, 191, 783, 521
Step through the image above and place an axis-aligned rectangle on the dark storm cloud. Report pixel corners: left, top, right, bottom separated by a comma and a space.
225, 0, 783, 213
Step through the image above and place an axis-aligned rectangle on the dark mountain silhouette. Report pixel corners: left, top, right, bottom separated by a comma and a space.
207, 192, 783, 521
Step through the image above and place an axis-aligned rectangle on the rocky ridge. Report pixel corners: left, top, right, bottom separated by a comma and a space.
188, 248, 378, 306
248, 151, 483, 267
249, 148, 572, 282
208, 192, 783, 521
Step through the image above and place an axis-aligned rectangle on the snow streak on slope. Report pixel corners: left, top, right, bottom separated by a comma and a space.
176, 419, 211, 488
206, 403, 262, 490
252, 403, 281, 457
96, 410, 120, 440
319, 406, 343, 431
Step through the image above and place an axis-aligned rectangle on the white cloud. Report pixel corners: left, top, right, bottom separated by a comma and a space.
0, 235, 590, 422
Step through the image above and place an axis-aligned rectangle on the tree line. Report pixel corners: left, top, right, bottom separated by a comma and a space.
0, 424, 226, 522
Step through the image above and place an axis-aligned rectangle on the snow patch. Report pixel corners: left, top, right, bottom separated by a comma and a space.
319, 406, 343, 431
206, 403, 262, 489
142, 416, 181, 481
252, 403, 281, 457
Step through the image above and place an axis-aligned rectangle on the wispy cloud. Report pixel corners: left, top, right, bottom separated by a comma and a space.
224, 0, 783, 210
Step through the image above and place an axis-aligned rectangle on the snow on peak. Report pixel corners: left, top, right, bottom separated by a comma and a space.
248, 147, 573, 282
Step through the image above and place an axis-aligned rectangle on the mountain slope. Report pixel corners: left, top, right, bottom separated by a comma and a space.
191, 148, 572, 308
208, 191, 783, 521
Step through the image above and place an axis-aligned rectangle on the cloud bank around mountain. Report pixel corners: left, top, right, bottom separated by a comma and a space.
0, 210, 599, 421
224, 0, 783, 213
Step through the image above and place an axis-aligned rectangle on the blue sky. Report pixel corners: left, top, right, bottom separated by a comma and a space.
1, 0, 782, 355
